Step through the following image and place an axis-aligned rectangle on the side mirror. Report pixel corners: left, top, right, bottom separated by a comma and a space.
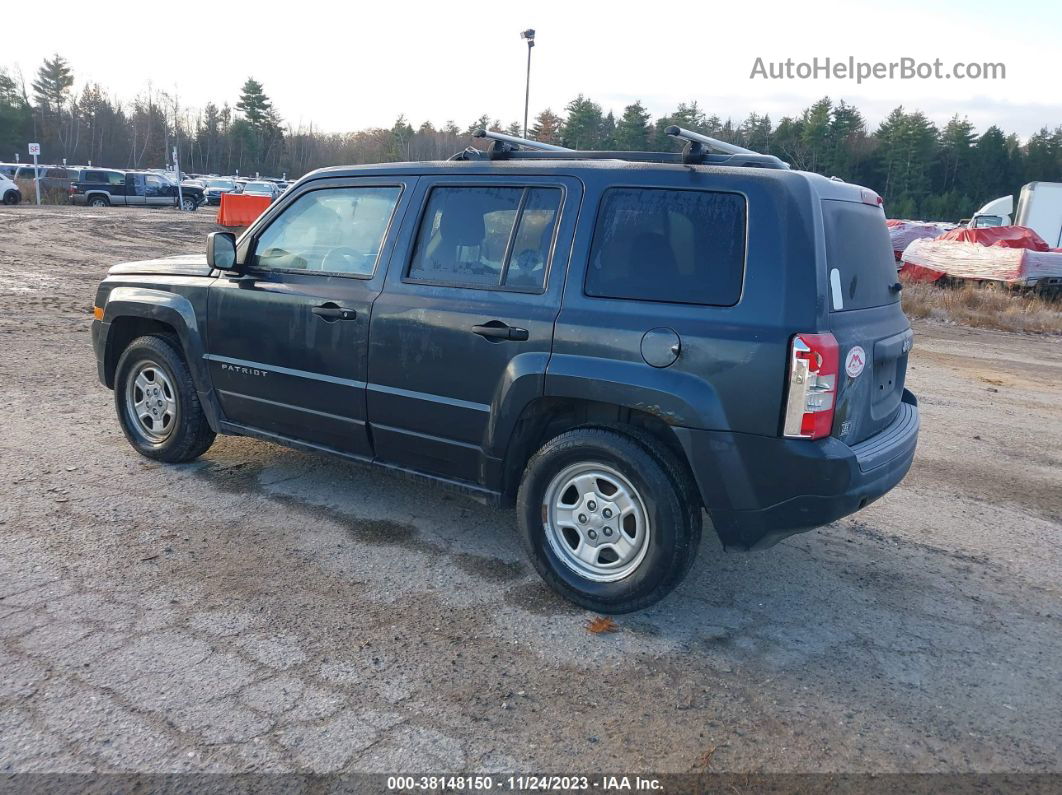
206, 231, 239, 272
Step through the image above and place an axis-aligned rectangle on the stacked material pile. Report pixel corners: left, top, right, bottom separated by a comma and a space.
886, 219, 955, 260
900, 226, 1062, 286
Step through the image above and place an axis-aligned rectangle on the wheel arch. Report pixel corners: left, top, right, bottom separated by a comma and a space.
498, 396, 698, 508
100, 288, 221, 431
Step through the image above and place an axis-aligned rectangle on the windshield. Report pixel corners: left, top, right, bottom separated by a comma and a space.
207, 179, 235, 189
244, 182, 272, 193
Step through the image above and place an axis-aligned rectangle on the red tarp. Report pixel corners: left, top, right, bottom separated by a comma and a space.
900, 225, 1062, 285
936, 225, 1051, 251
217, 193, 271, 227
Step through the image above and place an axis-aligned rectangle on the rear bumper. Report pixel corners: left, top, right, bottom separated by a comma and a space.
676, 389, 919, 550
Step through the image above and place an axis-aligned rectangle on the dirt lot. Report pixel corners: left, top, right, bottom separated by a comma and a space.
1, 206, 1060, 775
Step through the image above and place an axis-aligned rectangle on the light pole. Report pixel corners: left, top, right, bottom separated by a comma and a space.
521, 29, 535, 138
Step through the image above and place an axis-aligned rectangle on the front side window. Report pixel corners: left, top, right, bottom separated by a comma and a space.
252, 186, 401, 276
407, 185, 561, 290
585, 188, 746, 306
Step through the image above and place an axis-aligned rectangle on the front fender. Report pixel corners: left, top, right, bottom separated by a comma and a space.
544, 353, 728, 430
100, 286, 211, 392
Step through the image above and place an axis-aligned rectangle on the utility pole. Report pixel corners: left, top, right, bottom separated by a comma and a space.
521, 29, 535, 138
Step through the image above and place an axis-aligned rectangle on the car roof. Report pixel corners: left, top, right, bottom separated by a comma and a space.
301, 157, 866, 201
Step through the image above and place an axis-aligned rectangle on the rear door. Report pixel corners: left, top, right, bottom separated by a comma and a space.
822, 198, 912, 444
204, 177, 414, 458
367, 176, 579, 486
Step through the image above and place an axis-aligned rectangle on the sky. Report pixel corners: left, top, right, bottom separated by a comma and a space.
5, 0, 1061, 139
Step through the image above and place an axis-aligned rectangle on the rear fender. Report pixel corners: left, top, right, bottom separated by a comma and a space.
544, 354, 728, 429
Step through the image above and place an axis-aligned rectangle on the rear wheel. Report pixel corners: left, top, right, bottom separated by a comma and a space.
114, 335, 215, 462
89, 195, 109, 208
517, 427, 701, 613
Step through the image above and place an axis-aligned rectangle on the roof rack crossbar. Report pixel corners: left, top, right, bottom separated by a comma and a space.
474, 129, 572, 152
665, 125, 757, 156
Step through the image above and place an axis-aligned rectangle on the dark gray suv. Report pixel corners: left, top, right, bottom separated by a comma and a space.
91, 128, 918, 612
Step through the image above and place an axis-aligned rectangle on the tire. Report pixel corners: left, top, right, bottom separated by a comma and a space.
89, 195, 109, 208
2, 189, 19, 205
516, 427, 702, 613
113, 335, 216, 463
181, 195, 198, 212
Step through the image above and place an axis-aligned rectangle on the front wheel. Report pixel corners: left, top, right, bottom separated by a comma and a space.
113, 335, 216, 462
2, 189, 19, 205
181, 195, 198, 211
517, 428, 702, 613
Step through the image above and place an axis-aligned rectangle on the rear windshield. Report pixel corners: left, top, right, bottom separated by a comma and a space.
822, 200, 899, 312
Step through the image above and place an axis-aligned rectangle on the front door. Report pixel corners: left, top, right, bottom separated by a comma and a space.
367, 176, 581, 487
125, 174, 146, 205
144, 174, 172, 206
204, 177, 415, 458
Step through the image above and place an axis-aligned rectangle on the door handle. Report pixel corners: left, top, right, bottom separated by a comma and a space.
472, 322, 529, 342
312, 304, 357, 321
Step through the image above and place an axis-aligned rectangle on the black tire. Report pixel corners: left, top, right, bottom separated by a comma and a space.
113, 335, 216, 463
181, 194, 198, 212
2, 189, 19, 205
89, 195, 109, 208
516, 427, 702, 614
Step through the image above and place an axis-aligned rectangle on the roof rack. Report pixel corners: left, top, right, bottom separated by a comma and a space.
477, 129, 571, 152
447, 126, 789, 170
448, 129, 571, 160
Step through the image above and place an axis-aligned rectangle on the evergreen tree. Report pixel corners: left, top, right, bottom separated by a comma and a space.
32, 54, 74, 116
236, 78, 273, 127
935, 116, 978, 200
560, 95, 604, 149
614, 101, 651, 151
0, 68, 32, 157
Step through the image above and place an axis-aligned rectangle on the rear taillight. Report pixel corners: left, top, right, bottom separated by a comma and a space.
783, 332, 839, 440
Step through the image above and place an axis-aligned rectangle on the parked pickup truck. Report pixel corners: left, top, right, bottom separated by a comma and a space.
90, 127, 919, 613
71, 169, 203, 210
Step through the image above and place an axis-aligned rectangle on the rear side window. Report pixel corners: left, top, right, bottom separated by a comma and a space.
407, 186, 562, 291
84, 170, 106, 182
822, 200, 899, 311
585, 188, 746, 306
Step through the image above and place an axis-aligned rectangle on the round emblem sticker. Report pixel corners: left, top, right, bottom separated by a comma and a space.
845, 346, 866, 378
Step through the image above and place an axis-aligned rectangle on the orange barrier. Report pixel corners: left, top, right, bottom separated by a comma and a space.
217, 193, 272, 227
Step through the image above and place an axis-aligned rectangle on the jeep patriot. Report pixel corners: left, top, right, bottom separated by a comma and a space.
91, 128, 919, 612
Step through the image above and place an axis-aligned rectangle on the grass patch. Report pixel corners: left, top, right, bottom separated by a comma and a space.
14, 178, 71, 205
901, 277, 1062, 334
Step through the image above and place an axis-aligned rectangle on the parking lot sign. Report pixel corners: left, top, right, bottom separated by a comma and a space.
28, 143, 41, 205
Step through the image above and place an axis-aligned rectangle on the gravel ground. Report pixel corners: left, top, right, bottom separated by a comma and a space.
1, 206, 1060, 776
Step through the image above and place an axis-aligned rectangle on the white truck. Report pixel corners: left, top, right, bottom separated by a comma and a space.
969, 181, 1062, 247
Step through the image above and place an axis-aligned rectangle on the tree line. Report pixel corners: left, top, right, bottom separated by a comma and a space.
3, 54, 1062, 221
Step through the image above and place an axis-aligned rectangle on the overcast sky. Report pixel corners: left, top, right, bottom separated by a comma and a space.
6, 0, 1060, 138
